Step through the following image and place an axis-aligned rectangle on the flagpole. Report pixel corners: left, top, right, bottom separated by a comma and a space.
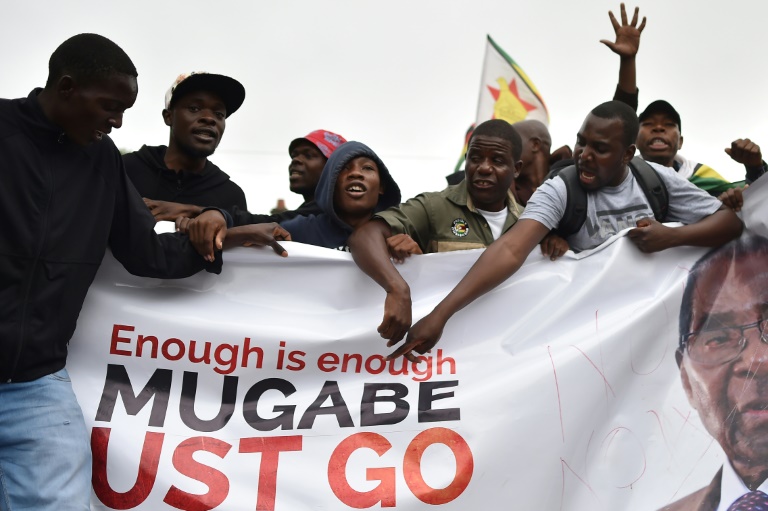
474, 35, 493, 124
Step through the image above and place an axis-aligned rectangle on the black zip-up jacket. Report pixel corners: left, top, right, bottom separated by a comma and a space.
0, 90, 223, 382
123, 144, 247, 213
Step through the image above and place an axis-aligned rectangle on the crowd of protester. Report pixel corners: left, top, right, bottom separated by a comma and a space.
1, 3, 766, 509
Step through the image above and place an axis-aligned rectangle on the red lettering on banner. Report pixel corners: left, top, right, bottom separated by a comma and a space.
328, 428, 472, 507
317, 352, 339, 372
107, 324, 264, 374
110, 324, 135, 356
189, 341, 212, 365
90, 427, 471, 509
163, 437, 232, 511
328, 433, 396, 508
91, 427, 164, 509
276, 341, 306, 371
316, 349, 456, 382
163, 338, 185, 361
403, 427, 473, 504
238, 435, 303, 511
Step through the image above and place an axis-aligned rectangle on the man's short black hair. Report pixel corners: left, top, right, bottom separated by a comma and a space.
469, 119, 523, 161
679, 234, 768, 344
45, 33, 137, 89
590, 101, 639, 148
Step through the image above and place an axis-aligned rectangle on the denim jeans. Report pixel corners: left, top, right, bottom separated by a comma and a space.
0, 368, 91, 511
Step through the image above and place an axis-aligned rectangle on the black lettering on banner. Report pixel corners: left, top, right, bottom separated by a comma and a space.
360, 383, 409, 427
95, 364, 171, 427
179, 372, 239, 432
418, 381, 460, 422
242, 378, 297, 431
298, 381, 354, 429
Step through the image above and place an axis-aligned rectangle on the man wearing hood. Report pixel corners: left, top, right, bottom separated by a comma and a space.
272, 141, 401, 250
124, 71, 248, 216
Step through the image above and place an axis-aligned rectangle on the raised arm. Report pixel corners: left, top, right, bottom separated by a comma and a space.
390, 219, 551, 358
348, 219, 414, 348
601, 3, 646, 108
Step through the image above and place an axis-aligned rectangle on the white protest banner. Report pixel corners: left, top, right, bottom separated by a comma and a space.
68, 182, 767, 510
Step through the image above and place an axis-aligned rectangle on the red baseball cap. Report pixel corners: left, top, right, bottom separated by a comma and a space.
289, 130, 347, 159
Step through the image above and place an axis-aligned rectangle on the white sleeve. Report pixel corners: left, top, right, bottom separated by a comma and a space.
519, 177, 568, 230
649, 162, 722, 223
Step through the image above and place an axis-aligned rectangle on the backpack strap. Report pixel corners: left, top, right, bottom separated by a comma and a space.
548, 164, 587, 238
629, 156, 669, 222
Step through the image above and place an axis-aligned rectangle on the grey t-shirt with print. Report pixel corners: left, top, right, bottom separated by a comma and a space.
520, 161, 722, 252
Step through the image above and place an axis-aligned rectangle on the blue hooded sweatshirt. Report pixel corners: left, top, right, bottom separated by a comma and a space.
280, 141, 401, 250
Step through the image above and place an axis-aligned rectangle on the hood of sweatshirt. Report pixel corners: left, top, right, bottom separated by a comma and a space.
314, 141, 401, 229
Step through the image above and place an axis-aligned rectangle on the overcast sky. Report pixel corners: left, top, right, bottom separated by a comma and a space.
3, 0, 766, 212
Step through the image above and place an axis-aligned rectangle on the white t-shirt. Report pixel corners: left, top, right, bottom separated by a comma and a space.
520, 161, 722, 252
716, 461, 768, 511
476, 208, 509, 241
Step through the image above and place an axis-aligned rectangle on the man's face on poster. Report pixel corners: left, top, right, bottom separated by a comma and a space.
677, 252, 768, 469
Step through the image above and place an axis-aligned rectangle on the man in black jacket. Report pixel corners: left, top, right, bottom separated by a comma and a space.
124, 71, 248, 218
0, 34, 229, 510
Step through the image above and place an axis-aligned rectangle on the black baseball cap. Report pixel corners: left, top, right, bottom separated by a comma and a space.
638, 100, 682, 131
164, 72, 246, 117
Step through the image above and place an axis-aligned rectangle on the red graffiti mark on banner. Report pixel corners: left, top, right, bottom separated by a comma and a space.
667, 438, 717, 503
601, 427, 647, 488
630, 303, 671, 376
672, 406, 703, 439
647, 409, 674, 459
559, 458, 599, 511
571, 345, 616, 398
548, 345, 565, 443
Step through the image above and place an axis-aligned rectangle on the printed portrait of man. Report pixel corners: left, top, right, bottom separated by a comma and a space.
661, 234, 768, 511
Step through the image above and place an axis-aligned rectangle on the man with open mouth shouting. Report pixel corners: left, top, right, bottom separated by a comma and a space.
123, 71, 248, 219
378, 101, 743, 361
275, 141, 401, 251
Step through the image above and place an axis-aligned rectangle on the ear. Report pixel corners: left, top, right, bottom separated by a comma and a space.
162, 109, 172, 127
678, 135, 684, 150
529, 137, 542, 153
56, 75, 76, 100
623, 143, 637, 165
676, 349, 698, 410
675, 347, 684, 369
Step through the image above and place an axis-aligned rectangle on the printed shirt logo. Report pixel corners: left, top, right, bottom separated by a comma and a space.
451, 218, 469, 237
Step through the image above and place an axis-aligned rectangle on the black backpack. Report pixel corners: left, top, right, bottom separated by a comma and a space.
548, 156, 669, 238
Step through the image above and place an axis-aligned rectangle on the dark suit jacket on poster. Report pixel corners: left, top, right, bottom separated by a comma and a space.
659, 468, 721, 511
